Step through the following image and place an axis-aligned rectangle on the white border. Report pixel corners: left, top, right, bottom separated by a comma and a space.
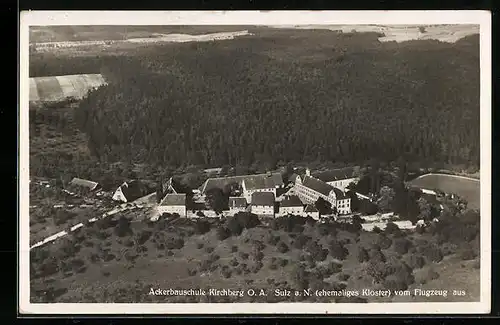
19, 10, 492, 315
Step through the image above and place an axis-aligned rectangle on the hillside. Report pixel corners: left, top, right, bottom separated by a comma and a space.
30, 203, 481, 303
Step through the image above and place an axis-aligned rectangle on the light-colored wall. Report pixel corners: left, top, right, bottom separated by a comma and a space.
158, 205, 186, 217
251, 205, 274, 216
229, 207, 247, 215
294, 184, 335, 206
112, 187, 127, 202
326, 178, 359, 191
335, 198, 351, 215
304, 211, 320, 220
278, 206, 304, 216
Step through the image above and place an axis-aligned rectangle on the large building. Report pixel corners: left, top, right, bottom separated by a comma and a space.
199, 172, 284, 203
278, 195, 304, 216
312, 167, 359, 191
157, 193, 186, 217
294, 169, 351, 215
250, 192, 275, 217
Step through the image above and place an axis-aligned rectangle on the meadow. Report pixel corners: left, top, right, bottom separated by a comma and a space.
408, 174, 480, 210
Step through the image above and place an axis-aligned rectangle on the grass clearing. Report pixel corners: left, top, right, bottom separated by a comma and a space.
408, 174, 480, 209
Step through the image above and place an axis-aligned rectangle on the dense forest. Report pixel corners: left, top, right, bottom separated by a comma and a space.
31, 30, 480, 172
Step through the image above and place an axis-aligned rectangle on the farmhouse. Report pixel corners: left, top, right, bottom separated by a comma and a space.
68, 178, 101, 192
112, 180, 148, 203
312, 167, 359, 191
157, 193, 187, 217
250, 192, 275, 217
229, 197, 248, 215
199, 172, 284, 203
294, 169, 352, 215
304, 204, 320, 220
278, 195, 304, 216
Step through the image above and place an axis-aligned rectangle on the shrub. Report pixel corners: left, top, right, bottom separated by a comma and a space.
372, 226, 382, 234
292, 224, 304, 233
252, 251, 264, 262
317, 224, 331, 237
292, 265, 310, 290
406, 254, 426, 269
216, 226, 231, 241
338, 273, 350, 281
235, 212, 261, 229
393, 238, 412, 255
229, 257, 239, 267
205, 247, 214, 254
293, 234, 312, 249
194, 220, 211, 235
385, 222, 401, 235
226, 217, 243, 236
252, 240, 266, 252
136, 230, 152, 246
114, 216, 133, 237
357, 247, 370, 263
369, 248, 386, 263
377, 234, 392, 250
328, 240, 348, 260
415, 224, 426, 234
251, 261, 264, 273
165, 237, 184, 250
196, 242, 204, 249
239, 252, 249, 260
231, 245, 238, 253
278, 258, 289, 267
327, 261, 343, 274
277, 241, 289, 254
268, 235, 281, 246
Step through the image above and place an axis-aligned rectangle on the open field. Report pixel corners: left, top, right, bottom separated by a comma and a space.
29, 74, 107, 103
30, 26, 254, 43
408, 173, 480, 210
267, 24, 479, 43
30, 211, 480, 303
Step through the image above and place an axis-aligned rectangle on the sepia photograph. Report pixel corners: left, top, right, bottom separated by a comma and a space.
19, 11, 491, 314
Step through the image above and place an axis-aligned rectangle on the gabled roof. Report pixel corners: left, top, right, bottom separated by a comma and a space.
118, 180, 147, 202
69, 178, 99, 191
301, 176, 335, 196
200, 173, 283, 193
304, 204, 319, 213
229, 197, 247, 209
280, 195, 303, 208
251, 192, 275, 206
313, 167, 356, 183
163, 177, 179, 194
288, 173, 300, 183
160, 193, 186, 206
332, 188, 348, 200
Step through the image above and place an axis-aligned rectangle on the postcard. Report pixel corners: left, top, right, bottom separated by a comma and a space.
19, 10, 491, 315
